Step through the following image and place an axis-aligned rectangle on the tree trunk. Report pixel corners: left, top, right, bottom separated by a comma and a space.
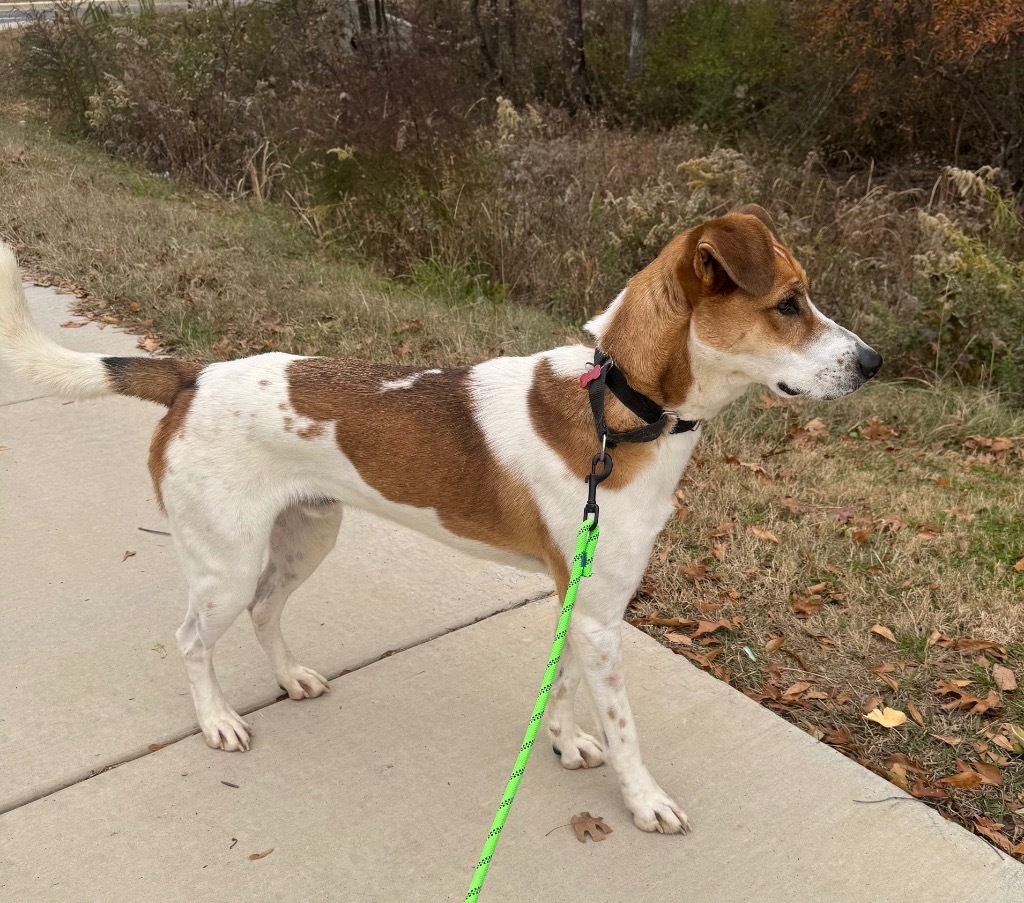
356, 0, 372, 33
561, 0, 589, 106
628, 0, 647, 80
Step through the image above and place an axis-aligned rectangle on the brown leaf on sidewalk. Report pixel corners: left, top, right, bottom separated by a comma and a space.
248, 849, 274, 861
122, 550, 136, 562
992, 665, 1017, 692
60, 320, 87, 328
571, 812, 612, 843
870, 625, 897, 643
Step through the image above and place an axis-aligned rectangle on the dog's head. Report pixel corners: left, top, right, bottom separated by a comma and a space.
589, 205, 881, 408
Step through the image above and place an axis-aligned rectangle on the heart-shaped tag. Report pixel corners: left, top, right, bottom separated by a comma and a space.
579, 364, 602, 389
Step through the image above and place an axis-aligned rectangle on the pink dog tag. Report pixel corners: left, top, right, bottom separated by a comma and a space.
579, 364, 602, 389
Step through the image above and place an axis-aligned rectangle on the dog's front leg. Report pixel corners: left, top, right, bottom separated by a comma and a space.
547, 641, 605, 769
570, 606, 690, 834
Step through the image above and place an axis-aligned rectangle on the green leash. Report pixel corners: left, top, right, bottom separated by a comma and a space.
464, 517, 600, 901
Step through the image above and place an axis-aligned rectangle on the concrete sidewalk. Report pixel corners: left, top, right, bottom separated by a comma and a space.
2, 286, 1023, 902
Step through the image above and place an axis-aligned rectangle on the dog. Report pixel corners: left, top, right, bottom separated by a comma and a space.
0, 205, 880, 834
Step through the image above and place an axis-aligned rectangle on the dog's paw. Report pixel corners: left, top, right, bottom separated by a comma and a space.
626, 780, 690, 834
278, 665, 331, 701
200, 708, 252, 752
551, 727, 605, 770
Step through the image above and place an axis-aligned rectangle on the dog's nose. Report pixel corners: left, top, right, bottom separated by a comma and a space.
857, 345, 882, 380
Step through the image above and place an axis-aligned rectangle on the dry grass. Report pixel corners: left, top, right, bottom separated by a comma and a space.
634, 383, 1024, 855
1, 105, 1022, 855
0, 107, 570, 365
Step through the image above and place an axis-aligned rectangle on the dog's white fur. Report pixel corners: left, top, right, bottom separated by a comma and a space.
0, 213, 878, 835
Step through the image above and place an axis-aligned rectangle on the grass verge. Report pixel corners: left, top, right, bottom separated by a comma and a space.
1, 107, 1022, 858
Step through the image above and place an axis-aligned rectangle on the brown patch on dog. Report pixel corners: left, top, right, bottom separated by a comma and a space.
528, 359, 656, 486
287, 359, 567, 583
297, 422, 326, 440
103, 358, 202, 407
283, 416, 294, 432
618, 717, 627, 728
148, 388, 196, 510
607, 707, 616, 720
607, 673, 619, 687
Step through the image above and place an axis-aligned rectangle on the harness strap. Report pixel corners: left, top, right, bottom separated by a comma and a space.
585, 348, 700, 447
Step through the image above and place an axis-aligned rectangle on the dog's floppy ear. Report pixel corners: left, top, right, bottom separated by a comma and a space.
733, 203, 779, 239
693, 210, 776, 297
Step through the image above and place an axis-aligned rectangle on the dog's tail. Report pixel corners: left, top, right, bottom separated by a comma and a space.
0, 243, 199, 406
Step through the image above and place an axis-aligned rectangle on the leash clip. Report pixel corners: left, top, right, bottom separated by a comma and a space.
583, 447, 613, 525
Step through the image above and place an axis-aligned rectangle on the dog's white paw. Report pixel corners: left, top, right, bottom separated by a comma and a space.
278, 665, 331, 701
551, 727, 605, 769
200, 708, 252, 752
626, 779, 690, 834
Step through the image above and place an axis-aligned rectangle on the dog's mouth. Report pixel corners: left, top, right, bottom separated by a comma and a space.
777, 381, 803, 397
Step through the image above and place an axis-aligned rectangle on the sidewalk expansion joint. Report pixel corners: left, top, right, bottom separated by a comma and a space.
0, 587, 553, 818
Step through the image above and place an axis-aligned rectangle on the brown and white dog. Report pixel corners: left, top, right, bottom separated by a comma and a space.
0, 206, 880, 834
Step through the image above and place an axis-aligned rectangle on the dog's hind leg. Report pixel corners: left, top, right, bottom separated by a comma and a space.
173, 514, 274, 753
249, 500, 343, 700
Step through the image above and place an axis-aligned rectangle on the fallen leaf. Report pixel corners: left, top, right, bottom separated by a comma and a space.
853, 526, 874, 544
122, 550, 136, 562
974, 817, 1015, 853
765, 636, 786, 653
663, 632, 692, 646
792, 596, 823, 618
993, 665, 1017, 692
827, 507, 856, 525
677, 562, 708, 579
861, 417, 898, 440
937, 770, 983, 788
863, 707, 908, 728
395, 318, 421, 333
973, 761, 1002, 786
911, 782, 948, 800
1013, 556, 1024, 573
783, 682, 812, 698
750, 525, 780, 543
907, 701, 925, 727
248, 849, 274, 860
870, 625, 897, 643
862, 696, 884, 715
778, 496, 803, 514
709, 521, 735, 539
571, 812, 612, 843
932, 734, 963, 745
147, 743, 169, 752
878, 514, 908, 531
916, 525, 941, 539
60, 320, 87, 328
760, 393, 788, 408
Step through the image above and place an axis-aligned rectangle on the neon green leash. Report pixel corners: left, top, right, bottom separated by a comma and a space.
464, 450, 612, 901
464, 517, 599, 901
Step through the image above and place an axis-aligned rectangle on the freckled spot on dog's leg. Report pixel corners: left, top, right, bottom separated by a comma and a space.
233, 410, 241, 417
607, 707, 616, 720
295, 551, 305, 562
285, 553, 295, 565
555, 685, 568, 700
278, 402, 287, 411
284, 417, 294, 432
607, 673, 618, 687
598, 653, 608, 665
259, 380, 269, 388
618, 717, 627, 728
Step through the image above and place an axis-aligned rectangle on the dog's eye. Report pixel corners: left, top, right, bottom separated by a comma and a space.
775, 296, 800, 316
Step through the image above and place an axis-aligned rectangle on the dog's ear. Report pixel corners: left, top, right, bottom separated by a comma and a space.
693, 211, 776, 297
733, 203, 779, 239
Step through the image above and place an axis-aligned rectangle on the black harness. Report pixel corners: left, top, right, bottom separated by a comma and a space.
580, 348, 701, 524
582, 348, 700, 448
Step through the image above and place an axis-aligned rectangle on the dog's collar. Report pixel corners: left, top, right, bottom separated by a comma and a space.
581, 348, 700, 448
